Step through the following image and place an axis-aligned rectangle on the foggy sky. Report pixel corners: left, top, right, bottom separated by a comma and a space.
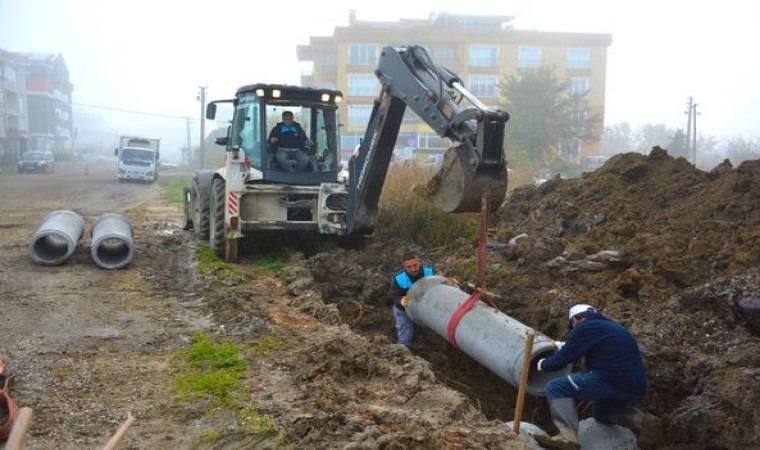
1, 0, 758, 159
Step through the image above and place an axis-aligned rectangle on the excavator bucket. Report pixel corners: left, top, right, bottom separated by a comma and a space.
426, 145, 508, 213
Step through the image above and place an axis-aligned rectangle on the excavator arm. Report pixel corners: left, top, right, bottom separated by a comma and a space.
345, 45, 509, 235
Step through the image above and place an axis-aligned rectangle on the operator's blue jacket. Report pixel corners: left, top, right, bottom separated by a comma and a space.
541, 313, 647, 397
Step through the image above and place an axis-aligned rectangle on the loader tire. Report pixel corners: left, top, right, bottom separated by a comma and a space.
209, 177, 226, 258
190, 171, 214, 240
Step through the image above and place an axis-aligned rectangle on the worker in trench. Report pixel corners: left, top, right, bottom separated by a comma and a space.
390, 251, 435, 348
533, 304, 647, 449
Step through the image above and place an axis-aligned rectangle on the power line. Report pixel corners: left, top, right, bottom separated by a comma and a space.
72, 101, 198, 121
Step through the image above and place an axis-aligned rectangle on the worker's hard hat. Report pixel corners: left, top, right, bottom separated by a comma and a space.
568, 304, 597, 320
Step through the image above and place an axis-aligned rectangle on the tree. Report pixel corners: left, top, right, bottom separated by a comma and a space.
601, 122, 634, 154
500, 67, 599, 172
667, 128, 689, 159
725, 137, 760, 164
633, 123, 673, 153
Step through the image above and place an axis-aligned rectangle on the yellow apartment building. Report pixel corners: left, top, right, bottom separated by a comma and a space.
297, 12, 611, 162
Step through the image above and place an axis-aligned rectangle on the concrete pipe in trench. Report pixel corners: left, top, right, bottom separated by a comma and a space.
406, 276, 571, 396
90, 213, 135, 270
28, 210, 85, 266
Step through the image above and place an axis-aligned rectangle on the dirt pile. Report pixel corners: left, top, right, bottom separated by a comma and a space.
459, 148, 760, 448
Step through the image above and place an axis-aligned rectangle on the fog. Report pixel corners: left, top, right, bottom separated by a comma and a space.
2, 0, 758, 161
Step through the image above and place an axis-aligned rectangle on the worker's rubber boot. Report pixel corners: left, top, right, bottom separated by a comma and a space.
533, 430, 579, 450
533, 398, 580, 450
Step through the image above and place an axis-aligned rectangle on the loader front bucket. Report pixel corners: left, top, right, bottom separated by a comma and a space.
426, 145, 508, 213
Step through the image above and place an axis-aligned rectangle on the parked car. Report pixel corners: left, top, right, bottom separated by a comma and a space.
18, 151, 55, 174
159, 160, 179, 171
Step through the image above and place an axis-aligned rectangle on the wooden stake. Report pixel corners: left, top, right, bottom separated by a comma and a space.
513, 330, 535, 434
5, 407, 34, 450
102, 413, 136, 450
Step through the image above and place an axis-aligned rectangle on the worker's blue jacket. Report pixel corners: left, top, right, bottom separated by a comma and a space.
392, 266, 434, 309
541, 313, 647, 396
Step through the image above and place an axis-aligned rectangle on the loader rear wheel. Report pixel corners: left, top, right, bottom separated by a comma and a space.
209, 177, 226, 258
190, 171, 214, 240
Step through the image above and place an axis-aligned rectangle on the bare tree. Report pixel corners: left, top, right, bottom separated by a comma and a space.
725, 137, 760, 164
601, 122, 634, 154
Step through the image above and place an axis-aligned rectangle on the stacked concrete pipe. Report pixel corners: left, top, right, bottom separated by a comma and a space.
90, 213, 135, 270
406, 276, 571, 396
28, 210, 85, 266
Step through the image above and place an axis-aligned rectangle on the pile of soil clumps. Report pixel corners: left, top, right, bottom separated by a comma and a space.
483, 147, 760, 448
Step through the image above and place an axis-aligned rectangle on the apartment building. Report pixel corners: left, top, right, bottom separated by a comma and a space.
297, 12, 611, 160
9, 52, 73, 159
0, 49, 29, 165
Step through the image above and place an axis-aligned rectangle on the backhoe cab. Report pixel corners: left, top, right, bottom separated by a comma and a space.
185, 84, 348, 261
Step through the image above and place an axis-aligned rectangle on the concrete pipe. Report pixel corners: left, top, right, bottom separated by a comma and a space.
406, 276, 571, 396
91, 213, 135, 270
28, 210, 85, 266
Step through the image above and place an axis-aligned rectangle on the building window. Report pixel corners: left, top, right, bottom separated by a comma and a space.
3, 65, 17, 83
518, 47, 541, 69
469, 45, 498, 67
428, 45, 457, 62
347, 74, 378, 97
348, 105, 373, 127
569, 107, 587, 125
417, 132, 451, 150
322, 54, 336, 68
469, 75, 498, 97
402, 109, 419, 124
341, 133, 363, 153
568, 77, 589, 96
567, 48, 590, 69
348, 44, 378, 65
562, 138, 582, 161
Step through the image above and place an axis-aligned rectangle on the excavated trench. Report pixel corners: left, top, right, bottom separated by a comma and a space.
342, 291, 555, 429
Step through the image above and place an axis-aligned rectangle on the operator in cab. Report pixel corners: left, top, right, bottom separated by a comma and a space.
268, 110, 312, 172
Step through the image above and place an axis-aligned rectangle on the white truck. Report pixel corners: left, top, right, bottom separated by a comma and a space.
114, 136, 161, 182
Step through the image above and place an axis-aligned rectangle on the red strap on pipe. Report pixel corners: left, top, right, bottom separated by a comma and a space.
446, 290, 483, 349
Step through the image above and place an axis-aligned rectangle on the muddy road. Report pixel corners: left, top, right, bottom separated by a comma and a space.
0, 164, 526, 449
0, 163, 210, 449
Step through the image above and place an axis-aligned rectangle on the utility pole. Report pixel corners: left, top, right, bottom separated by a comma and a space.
185, 117, 192, 166
691, 101, 699, 166
197, 86, 207, 169
685, 96, 693, 163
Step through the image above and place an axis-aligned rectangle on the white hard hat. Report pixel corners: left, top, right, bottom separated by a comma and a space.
569, 304, 597, 320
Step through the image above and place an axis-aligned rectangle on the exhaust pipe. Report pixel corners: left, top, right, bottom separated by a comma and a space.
28, 210, 85, 266
406, 276, 571, 396
91, 213, 135, 270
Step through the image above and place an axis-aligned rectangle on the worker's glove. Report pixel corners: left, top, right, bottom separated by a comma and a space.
401, 296, 410, 308
446, 277, 460, 286
534, 358, 546, 372
554, 341, 566, 350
